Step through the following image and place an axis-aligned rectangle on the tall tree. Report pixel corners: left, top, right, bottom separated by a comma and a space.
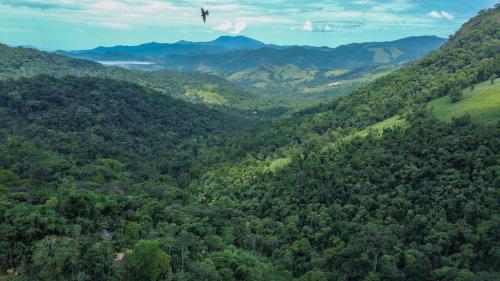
124, 240, 171, 281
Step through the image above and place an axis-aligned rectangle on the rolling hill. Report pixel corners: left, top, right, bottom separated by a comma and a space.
57, 35, 446, 104
0, 43, 272, 111
0, 75, 249, 186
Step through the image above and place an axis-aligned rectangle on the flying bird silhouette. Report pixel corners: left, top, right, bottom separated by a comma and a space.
201, 8, 209, 23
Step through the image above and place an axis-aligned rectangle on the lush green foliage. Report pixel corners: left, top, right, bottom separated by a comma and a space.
124, 240, 170, 281
0, 75, 254, 188
195, 113, 499, 280
291, 6, 499, 132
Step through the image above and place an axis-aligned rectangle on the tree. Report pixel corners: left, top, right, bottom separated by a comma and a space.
81, 240, 115, 281
124, 240, 171, 281
280, 239, 314, 276
403, 249, 431, 281
32, 236, 81, 281
299, 269, 328, 281
125, 222, 142, 243
186, 261, 221, 281
355, 223, 397, 275
449, 87, 463, 103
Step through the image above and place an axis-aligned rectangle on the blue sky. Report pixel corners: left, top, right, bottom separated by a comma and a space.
0, 0, 496, 50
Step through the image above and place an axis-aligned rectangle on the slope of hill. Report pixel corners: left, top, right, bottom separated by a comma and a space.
0, 75, 248, 187
290, 6, 499, 132
187, 6, 500, 280
427, 79, 500, 124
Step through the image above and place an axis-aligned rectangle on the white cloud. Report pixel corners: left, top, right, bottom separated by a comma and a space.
428, 10, 455, 20
215, 21, 233, 32
440, 11, 455, 20
232, 20, 247, 34
215, 20, 247, 35
428, 11, 441, 18
0, 0, 453, 35
303, 21, 313, 32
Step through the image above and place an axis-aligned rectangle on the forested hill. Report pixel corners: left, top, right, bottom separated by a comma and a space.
0, 75, 254, 188
289, 4, 499, 133
0, 44, 265, 110
220, 5, 500, 156
186, 6, 500, 280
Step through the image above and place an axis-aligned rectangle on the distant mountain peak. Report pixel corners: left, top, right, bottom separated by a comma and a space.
176, 40, 192, 44
209, 36, 265, 49
213, 35, 255, 40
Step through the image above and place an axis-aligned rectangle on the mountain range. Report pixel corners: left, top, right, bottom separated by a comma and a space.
55, 36, 270, 60
57, 35, 445, 70
56, 35, 446, 105
2, 35, 446, 111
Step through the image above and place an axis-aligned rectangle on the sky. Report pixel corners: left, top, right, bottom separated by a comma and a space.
0, 0, 497, 50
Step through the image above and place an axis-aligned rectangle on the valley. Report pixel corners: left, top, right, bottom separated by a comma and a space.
57, 35, 446, 110
0, 4, 498, 281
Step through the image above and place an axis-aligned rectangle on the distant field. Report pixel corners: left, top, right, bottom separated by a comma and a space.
427, 79, 500, 124
303, 66, 397, 95
182, 85, 228, 106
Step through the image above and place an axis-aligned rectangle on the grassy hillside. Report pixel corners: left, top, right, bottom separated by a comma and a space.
286, 5, 499, 135
346, 79, 500, 140
428, 79, 500, 123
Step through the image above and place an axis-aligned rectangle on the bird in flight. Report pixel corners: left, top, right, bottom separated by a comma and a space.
201, 8, 209, 23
